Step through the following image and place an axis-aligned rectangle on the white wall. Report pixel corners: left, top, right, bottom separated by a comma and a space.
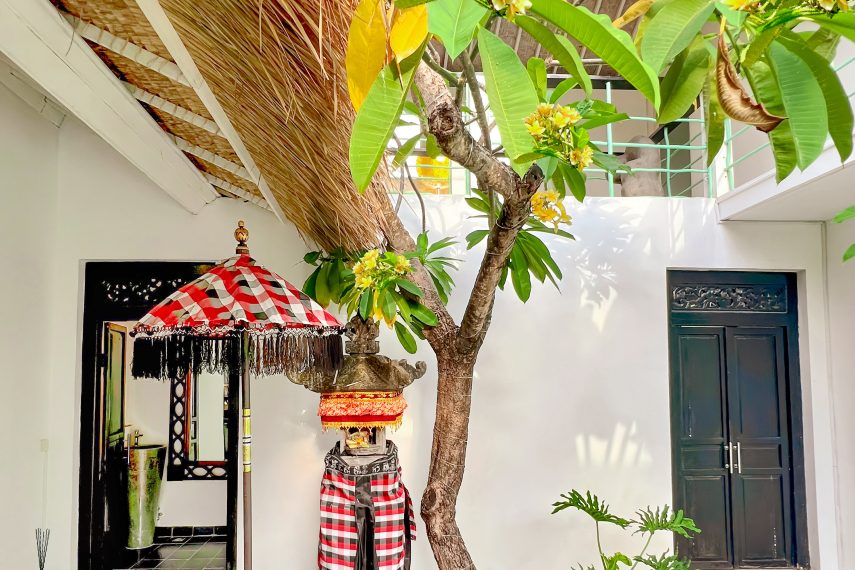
825, 220, 855, 567
0, 87, 845, 569
0, 81, 59, 570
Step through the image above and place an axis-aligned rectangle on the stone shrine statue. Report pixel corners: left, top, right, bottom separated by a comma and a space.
618, 135, 665, 197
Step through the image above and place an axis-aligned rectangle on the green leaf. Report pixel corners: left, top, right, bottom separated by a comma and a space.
509, 245, 532, 302
395, 278, 424, 297
659, 38, 711, 124
804, 12, 855, 45
477, 27, 539, 173
531, 0, 660, 109
527, 57, 548, 101
558, 161, 586, 202
551, 490, 632, 528
803, 28, 841, 61
549, 77, 579, 104
396, 0, 435, 6
767, 42, 828, 170
777, 35, 853, 162
466, 229, 490, 249
744, 61, 796, 181
715, 1, 746, 27
350, 46, 424, 191
845, 244, 855, 263
358, 289, 373, 320
465, 196, 491, 213
394, 321, 418, 353
704, 66, 725, 167
315, 263, 332, 307
425, 133, 442, 158
592, 151, 627, 174
743, 28, 779, 69
641, 0, 714, 74
392, 134, 421, 168
303, 251, 322, 265
578, 113, 630, 131
515, 16, 592, 96
381, 290, 397, 320
427, 0, 488, 59
303, 266, 321, 300
410, 302, 438, 326
835, 206, 855, 224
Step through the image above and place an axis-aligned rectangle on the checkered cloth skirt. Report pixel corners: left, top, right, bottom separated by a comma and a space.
319, 442, 416, 569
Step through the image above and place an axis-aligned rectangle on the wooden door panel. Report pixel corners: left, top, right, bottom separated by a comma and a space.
681, 476, 732, 566
733, 475, 788, 565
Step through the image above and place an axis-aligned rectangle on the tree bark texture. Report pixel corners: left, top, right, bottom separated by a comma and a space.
377, 62, 545, 569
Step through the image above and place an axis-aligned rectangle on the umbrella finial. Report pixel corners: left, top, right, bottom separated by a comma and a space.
235, 221, 250, 255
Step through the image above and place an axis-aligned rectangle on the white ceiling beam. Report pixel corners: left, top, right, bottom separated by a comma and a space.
170, 135, 253, 182
136, 0, 286, 224
124, 82, 222, 135
0, 0, 217, 213
61, 11, 190, 87
204, 173, 271, 211
0, 55, 65, 127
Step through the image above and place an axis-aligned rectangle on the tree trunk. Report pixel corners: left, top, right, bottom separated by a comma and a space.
421, 348, 477, 569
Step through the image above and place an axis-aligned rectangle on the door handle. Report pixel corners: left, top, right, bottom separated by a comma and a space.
736, 441, 742, 474
725, 442, 734, 474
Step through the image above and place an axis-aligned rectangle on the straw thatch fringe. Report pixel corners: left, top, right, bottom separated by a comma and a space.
160, 0, 392, 251
132, 334, 343, 380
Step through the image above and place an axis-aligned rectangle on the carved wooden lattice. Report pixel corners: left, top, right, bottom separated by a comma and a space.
168, 374, 227, 480
670, 284, 787, 313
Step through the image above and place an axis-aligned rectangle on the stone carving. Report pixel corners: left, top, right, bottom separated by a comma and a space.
671, 284, 786, 312
619, 135, 665, 197
288, 316, 427, 393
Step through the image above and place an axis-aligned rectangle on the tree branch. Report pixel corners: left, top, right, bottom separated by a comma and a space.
413, 61, 518, 198
457, 166, 544, 351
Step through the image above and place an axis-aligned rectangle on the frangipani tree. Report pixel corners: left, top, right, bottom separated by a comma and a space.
297, 0, 855, 567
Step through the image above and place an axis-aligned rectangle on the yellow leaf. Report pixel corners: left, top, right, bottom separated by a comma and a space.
347, 0, 388, 111
390, 5, 429, 62
613, 0, 654, 29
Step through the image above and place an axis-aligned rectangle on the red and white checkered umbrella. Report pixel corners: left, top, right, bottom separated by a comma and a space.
129, 222, 343, 570
133, 253, 340, 337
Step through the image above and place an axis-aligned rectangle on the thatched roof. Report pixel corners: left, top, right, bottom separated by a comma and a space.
46, 0, 639, 250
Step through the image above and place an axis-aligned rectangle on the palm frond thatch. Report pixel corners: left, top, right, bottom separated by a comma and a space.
161, 0, 391, 250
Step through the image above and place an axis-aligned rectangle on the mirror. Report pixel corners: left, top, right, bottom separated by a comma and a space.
188, 372, 227, 463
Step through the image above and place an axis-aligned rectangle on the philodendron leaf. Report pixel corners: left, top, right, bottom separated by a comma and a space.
477, 27, 539, 173
767, 41, 829, 170
350, 45, 425, 191
777, 34, 853, 163
641, 0, 715, 74
659, 37, 712, 124
515, 15, 592, 96
428, 0, 488, 59
531, 0, 660, 109
744, 61, 797, 182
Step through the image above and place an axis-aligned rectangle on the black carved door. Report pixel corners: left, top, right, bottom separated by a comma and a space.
668, 271, 809, 569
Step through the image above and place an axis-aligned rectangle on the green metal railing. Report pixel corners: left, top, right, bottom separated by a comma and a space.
395, 79, 715, 198
721, 55, 855, 193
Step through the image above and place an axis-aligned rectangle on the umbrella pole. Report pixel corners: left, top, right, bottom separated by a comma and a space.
241, 332, 253, 570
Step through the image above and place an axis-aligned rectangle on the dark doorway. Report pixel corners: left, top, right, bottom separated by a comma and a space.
668, 271, 809, 569
79, 261, 239, 570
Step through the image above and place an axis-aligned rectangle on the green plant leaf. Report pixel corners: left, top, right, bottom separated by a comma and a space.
744, 61, 796, 181
303, 251, 322, 265
531, 0, 660, 109
659, 38, 711, 124
392, 134, 422, 168
743, 28, 779, 69
466, 229, 490, 249
551, 490, 632, 528
350, 46, 424, 191
358, 289, 373, 320
303, 266, 321, 300
410, 302, 438, 326
803, 12, 855, 44
767, 41, 828, 170
527, 57, 548, 101
478, 27, 540, 173
427, 0, 488, 59
396, 0, 435, 7
425, 133, 442, 158
803, 28, 841, 61
394, 321, 418, 353
509, 245, 532, 302
381, 290, 397, 320
558, 161, 586, 202
777, 35, 853, 162
845, 244, 855, 262
515, 16, 592, 96
315, 262, 332, 306
549, 77, 579, 104
835, 206, 855, 224
395, 278, 424, 297
641, 0, 714, 74
704, 66, 725, 167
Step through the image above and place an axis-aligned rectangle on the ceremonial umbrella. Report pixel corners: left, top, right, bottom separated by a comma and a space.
131, 221, 343, 570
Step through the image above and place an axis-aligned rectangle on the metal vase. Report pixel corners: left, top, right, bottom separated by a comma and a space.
127, 445, 166, 549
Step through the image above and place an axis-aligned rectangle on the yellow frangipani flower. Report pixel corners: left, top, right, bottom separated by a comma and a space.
352, 261, 364, 277
722, 0, 755, 10
558, 106, 582, 126
570, 146, 594, 170
531, 189, 571, 230
394, 255, 411, 274
537, 103, 555, 117
492, 0, 532, 17
357, 275, 374, 289
526, 120, 546, 138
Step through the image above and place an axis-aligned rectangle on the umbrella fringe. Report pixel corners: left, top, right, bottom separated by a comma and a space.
132, 334, 342, 380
